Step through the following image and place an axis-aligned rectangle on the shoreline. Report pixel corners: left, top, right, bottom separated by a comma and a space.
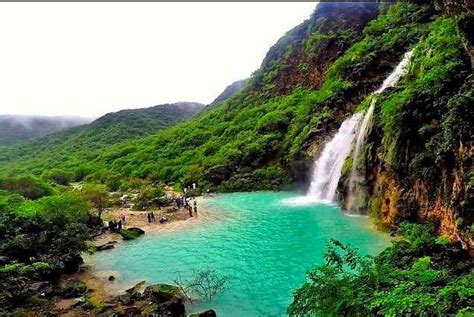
91, 196, 218, 248
76, 196, 221, 303
75, 192, 391, 314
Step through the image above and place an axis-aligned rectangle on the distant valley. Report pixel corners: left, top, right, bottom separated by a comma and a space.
0, 115, 91, 146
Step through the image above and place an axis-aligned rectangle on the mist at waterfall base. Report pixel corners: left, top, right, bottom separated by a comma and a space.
91, 192, 389, 316
283, 115, 361, 206
284, 50, 414, 212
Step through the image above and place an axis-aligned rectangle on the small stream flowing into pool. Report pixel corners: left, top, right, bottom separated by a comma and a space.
90, 192, 389, 316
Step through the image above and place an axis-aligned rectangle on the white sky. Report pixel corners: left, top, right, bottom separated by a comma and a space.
0, 2, 316, 117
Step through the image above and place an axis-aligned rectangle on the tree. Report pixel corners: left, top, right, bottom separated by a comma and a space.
81, 184, 109, 219
133, 186, 164, 211
289, 228, 474, 316
41, 168, 73, 186
288, 239, 373, 316
35, 192, 90, 223
173, 269, 228, 304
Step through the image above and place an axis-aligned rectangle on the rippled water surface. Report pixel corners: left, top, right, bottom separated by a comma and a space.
91, 192, 389, 316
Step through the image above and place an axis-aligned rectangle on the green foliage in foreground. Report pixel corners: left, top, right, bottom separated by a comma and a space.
288, 223, 474, 316
0, 192, 90, 268
0, 190, 91, 309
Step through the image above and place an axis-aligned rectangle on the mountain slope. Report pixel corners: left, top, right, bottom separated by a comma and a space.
338, 15, 473, 249
0, 102, 204, 175
90, 1, 427, 188
0, 2, 417, 184
0, 1, 471, 248
0, 115, 91, 146
209, 79, 249, 107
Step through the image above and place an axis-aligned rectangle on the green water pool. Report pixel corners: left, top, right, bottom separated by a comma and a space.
91, 192, 390, 316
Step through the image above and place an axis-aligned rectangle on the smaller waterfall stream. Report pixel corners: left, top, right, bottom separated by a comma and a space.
346, 50, 414, 212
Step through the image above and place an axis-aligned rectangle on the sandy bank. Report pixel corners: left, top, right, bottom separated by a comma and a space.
79, 196, 222, 298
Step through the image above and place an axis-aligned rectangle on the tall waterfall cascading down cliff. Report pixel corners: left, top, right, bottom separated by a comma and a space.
285, 50, 415, 207
305, 115, 361, 202
283, 115, 361, 205
346, 50, 414, 213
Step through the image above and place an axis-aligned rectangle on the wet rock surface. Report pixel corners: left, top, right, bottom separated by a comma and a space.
96, 240, 118, 251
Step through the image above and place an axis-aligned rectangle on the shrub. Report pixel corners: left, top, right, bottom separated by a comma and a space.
289, 226, 473, 316
42, 168, 73, 185
0, 175, 52, 200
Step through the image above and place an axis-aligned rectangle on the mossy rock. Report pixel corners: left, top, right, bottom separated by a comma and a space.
119, 227, 145, 240
143, 284, 182, 303
24, 295, 48, 307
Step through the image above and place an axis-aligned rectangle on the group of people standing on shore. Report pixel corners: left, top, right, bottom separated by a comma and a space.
175, 196, 198, 217
146, 211, 168, 224
108, 215, 126, 232
147, 211, 155, 223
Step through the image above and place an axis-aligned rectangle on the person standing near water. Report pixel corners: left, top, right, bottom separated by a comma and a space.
193, 200, 197, 215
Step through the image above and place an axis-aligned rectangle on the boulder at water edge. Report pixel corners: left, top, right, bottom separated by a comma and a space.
119, 227, 145, 240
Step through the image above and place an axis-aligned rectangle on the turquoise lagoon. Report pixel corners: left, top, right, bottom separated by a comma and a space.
91, 192, 390, 316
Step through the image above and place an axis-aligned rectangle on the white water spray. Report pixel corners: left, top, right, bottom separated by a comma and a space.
306, 115, 361, 202
346, 50, 414, 212
284, 114, 361, 205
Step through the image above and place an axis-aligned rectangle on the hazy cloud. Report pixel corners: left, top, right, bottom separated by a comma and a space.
0, 2, 315, 117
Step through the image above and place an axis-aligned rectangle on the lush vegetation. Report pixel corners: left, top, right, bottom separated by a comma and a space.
0, 169, 167, 313
0, 2, 438, 194
289, 223, 474, 316
355, 12, 474, 234
0, 1, 472, 315
0, 102, 204, 176
0, 189, 91, 310
0, 175, 52, 200
377, 17, 470, 169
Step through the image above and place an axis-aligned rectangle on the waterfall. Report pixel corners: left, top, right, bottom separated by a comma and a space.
283, 50, 414, 207
305, 115, 361, 202
284, 114, 361, 205
346, 50, 414, 212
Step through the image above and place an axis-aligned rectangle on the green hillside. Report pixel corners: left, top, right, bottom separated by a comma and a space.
0, 2, 471, 200
0, 102, 204, 176
0, 1, 473, 315
0, 2, 381, 182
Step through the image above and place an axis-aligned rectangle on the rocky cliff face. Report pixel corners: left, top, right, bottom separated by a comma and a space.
254, 2, 379, 97
335, 2, 473, 251
367, 75, 473, 251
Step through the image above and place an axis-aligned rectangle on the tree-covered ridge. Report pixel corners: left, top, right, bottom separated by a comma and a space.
85, 2, 434, 191
0, 2, 440, 192
255, 2, 380, 96
209, 78, 249, 107
0, 102, 204, 176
